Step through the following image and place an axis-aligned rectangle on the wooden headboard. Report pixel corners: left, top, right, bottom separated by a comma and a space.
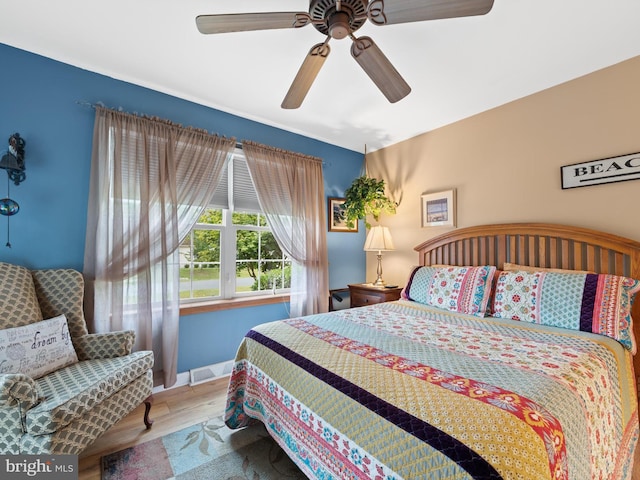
415, 222, 640, 374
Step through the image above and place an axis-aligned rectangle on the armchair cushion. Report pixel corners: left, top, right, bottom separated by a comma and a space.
0, 262, 42, 329
26, 351, 153, 436
0, 314, 78, 379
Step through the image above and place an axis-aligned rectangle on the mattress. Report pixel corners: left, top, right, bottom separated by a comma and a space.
225, 299, 639, 480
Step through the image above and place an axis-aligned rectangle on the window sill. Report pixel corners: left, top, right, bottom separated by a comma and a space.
180, 294, 290, 316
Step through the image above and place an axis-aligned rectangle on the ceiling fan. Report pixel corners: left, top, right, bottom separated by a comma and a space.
196, 0, 494, 109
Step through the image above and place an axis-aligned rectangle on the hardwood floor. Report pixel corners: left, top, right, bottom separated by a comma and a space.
79, 376, 640, 480
78, 377, 229, 480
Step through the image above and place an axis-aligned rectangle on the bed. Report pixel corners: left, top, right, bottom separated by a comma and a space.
225, 223, 640, 480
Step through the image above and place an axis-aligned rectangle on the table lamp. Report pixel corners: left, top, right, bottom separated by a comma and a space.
364, 225, 395, 286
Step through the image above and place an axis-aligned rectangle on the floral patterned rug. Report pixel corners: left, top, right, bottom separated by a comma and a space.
101, 416, 307, 480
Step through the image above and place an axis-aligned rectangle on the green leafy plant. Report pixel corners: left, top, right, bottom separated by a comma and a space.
252, 265, 292, 291
341, 176, 397, 229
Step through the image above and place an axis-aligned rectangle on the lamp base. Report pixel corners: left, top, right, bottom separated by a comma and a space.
371, 252, 385, 287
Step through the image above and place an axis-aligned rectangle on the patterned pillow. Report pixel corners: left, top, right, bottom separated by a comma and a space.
403, 265, 497, 317
426, 265, 497, 317
492, 271, 640, 352
0, 314, 78, 379
402, 266, 439, 304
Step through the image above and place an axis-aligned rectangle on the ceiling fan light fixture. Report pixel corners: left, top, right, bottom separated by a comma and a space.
328, 11, 351, 39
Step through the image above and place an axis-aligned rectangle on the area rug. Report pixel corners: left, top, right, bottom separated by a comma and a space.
101, 415, 307, 480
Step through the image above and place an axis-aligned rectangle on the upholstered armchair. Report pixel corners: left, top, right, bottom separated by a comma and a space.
0, 261, 154, 454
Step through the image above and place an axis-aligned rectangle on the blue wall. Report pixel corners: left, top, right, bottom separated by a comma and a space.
0, 43, 366, 373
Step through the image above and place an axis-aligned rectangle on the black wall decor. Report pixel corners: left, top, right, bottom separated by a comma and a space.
0, 133, 26, 246
0, 133, 26, 185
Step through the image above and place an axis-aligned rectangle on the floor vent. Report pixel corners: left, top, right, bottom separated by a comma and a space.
189, 366, 216, 385
189, 360, 234, 386
222, 361, 233, 375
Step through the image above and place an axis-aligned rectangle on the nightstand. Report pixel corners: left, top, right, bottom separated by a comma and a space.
348, 283, 402, 308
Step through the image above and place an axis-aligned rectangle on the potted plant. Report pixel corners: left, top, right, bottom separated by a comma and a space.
341, 175, 397, 229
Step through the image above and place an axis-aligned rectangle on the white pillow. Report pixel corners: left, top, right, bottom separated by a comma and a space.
0, 314, 79, 379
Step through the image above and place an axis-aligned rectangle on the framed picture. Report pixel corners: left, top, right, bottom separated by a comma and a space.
328, 197, 358, 232
421, 189, 456, 227
560, 152, 640, 189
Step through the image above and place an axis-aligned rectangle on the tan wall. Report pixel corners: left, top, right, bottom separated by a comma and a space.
365, 56, 640, 287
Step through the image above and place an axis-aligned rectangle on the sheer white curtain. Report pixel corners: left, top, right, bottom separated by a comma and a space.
84, 107, 236, 387
242, 141, 328, 316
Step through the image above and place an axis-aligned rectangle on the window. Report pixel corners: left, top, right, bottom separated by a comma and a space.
179, 150, 291, 302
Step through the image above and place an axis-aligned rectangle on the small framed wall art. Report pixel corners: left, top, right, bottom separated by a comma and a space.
328, 197, 358, 233
421, 189, 456, 227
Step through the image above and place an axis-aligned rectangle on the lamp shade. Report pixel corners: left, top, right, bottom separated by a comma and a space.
364, 226, 395, 252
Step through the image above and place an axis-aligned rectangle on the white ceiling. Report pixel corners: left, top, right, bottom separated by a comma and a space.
2, 1, 640, 153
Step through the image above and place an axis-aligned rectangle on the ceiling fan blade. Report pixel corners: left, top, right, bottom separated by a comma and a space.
350, 36, 410, 103
367, 0, 494, 26
196, 12, 311, 34
282, 41, 331, 109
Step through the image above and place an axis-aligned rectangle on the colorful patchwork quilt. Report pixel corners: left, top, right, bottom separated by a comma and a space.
225, 299, 639, 480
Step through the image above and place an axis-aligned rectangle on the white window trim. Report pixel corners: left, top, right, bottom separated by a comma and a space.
180, 152, 291, 305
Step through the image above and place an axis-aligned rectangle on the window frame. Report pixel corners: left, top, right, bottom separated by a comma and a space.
179, 152, 291, 306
